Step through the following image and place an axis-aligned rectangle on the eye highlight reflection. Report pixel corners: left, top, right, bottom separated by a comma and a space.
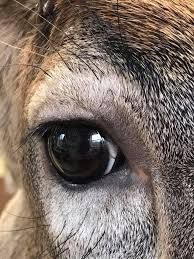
45, 122, 125, 185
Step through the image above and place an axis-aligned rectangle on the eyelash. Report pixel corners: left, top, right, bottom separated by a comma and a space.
23, 119, 108, 144
18, 119, 129, 188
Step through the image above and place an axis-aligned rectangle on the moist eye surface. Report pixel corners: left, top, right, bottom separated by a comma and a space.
46, 122, 125, 184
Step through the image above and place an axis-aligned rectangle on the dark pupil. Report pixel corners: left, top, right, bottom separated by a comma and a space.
48, 126, 109, 184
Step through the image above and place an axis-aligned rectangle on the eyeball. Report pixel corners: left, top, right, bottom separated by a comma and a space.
46, 123, 125, 185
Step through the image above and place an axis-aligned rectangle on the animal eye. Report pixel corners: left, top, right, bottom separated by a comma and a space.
46, 123, 125, 185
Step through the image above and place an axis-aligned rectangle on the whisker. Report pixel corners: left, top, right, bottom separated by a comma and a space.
0, 40, 47, 57
0, 225, 48, 233
25, 18, 101, 78
38, 207, 80, 258
81, 228, 96, 258
53, 247, 68, 259
47, 210, 90, 258
25, 18, 72, 72
14, 0, 103, 78
81, 231, 105, 259
13, 0, 83, 50
38, 221, 67, 258
42, 231, 76, 258
0, 63, 51, 77
0, 30, 54, 52
4, 211, 46, 220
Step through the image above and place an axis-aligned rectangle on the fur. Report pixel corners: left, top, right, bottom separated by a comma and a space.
0, 0, 194, 258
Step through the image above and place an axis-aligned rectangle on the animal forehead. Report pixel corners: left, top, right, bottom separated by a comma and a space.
55, 0, 194, 30
27, 0, 193, 100
40, 0, 193, 48
43, 0, 193, 66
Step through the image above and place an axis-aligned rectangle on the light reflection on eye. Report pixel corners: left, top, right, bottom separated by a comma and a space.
45, 122, 125, 185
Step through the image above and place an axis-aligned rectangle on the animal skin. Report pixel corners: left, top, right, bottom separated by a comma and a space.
0, 0, 193, 258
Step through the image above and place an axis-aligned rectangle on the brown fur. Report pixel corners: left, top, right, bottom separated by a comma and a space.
0, 0, 194, 258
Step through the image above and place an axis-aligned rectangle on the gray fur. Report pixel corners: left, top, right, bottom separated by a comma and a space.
0, 0, 193, 258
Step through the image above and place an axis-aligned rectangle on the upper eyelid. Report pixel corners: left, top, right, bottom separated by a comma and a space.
23, 118, 110, 144
21, 117, 151, 174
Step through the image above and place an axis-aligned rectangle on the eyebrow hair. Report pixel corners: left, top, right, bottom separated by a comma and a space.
84, 7, 193, 98
83, 12, 159, 91
31, 1, 156, 84
31, 0, 193, 96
